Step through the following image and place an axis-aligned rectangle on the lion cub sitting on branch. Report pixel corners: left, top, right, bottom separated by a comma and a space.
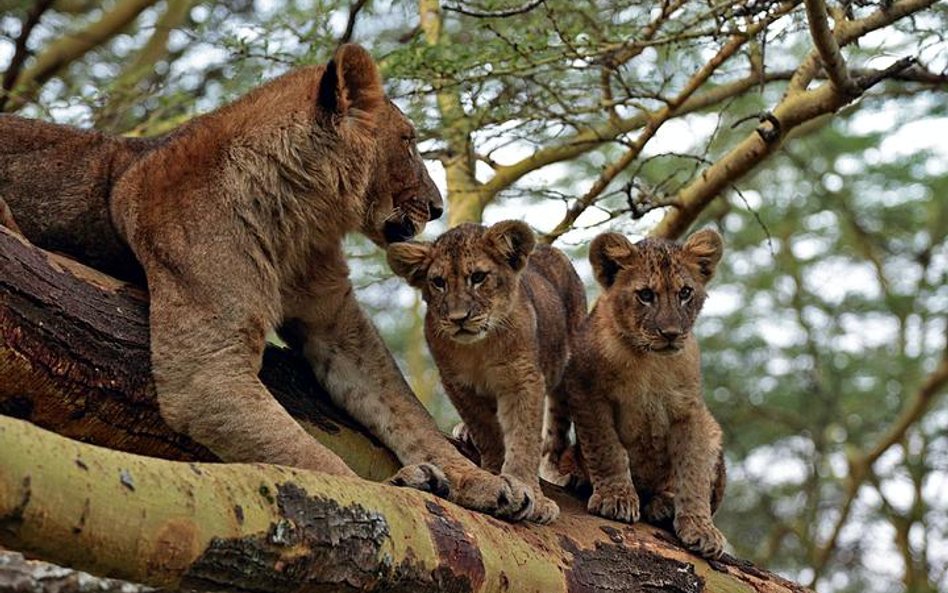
561, 228, 727, 556
388, 221, 587, 523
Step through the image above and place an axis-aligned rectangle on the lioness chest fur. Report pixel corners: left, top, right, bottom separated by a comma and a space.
563, 228, 728, 557
388, 221, 587, 524
0, 44, 541, 522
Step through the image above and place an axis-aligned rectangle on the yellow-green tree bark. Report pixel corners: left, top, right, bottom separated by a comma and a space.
0, 416, 809, 593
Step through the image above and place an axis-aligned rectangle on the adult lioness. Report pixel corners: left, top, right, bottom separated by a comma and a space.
0, 44, 535, 520
563, 229, 728, 556
388, 221, 588, 523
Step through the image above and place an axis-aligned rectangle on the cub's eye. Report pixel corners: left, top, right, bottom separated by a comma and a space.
636, 289, 655, 304
679, 286, 694, 302
431, 277, 446, 291
470, 271, 488, 285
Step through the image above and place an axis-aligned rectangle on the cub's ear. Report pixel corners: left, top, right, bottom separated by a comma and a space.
318, 43, 384, 122
682, 228, 724, 283
483, 220, 536, 271
387, 242, 433, 288
589, 232, 636, 288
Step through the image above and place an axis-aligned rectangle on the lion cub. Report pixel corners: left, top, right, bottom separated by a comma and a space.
388, 221, 587, 523
562, 228, 727, 556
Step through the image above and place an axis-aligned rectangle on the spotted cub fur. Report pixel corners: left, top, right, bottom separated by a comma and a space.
388, 221, 587, 523
562, 228, 727, 556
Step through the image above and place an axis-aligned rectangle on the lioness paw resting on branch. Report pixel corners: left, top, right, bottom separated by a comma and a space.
563, 229, 728, 556
0, 44, 536, 521
388, 221, 587, 523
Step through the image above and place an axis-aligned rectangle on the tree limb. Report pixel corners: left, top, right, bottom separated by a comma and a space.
0, 0, 56, 112
803, 0, 859, 97
0, 415, 810, 593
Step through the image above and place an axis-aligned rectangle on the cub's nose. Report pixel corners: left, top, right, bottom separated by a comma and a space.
428, 202, 443, 221
658, 327, 682, 342
448, 310, 472, 326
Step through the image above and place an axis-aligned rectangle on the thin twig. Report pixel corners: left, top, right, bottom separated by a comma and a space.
803, 0, 860, 96
443, 0, 545, 18
338, 0, 370, 45
0, 0, 55, 111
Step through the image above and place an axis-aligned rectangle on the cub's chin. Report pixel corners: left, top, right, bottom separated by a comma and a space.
449, 328, 488, 344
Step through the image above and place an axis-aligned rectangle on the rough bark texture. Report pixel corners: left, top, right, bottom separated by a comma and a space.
0, 417, 809, 593
0, 226, 809, 592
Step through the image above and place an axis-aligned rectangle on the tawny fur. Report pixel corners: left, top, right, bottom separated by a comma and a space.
388, 221, 587, 524
0, 44, 539, 521
562, 228, 728, 557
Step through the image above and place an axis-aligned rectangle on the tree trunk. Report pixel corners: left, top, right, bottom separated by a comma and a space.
0, 225, 809, 592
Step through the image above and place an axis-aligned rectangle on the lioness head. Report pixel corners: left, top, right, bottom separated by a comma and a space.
388, 221, 536, 344
317, 44, 442, 245
589, 228, 723, 355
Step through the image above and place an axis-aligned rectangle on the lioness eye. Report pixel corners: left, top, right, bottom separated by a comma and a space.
679, 286, 693, 302
636, 289, 655, 304
431, 277, 446, 290
470, 271, 487, 285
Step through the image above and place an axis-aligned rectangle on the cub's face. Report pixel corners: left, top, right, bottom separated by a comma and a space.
589, 229, 723, 355
387, 221, 536, 344
362, 100, 443, 245
315, 44, 442, 245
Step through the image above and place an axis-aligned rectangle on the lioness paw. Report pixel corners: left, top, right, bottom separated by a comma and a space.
387, 463, 450, 498
674, 514, 726, 558
588, 481, 640, 523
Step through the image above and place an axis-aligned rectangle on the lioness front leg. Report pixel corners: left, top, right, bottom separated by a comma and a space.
495, 366, 560, 524
147, 268, 356, 476
572, 394, 640, 523
284, 278, 535, 521
0, 198, 23, 236
669, 407, 727, 558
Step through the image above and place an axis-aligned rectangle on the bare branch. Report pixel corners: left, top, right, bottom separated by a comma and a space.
0, 0, 56, 112
2, 0, 161, 112
443, 0, 546, 18
339, 0, 370, 45
803, 0, 860, 96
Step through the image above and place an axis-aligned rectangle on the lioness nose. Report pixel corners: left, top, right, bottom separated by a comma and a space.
658, 327, 682, 341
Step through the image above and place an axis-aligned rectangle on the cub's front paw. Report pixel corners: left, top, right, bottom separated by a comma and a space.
529, 493, 560, 524
674, 514, 726, 558
449, 466, 535, 522
642, 491, 675, 524
387, 463, 451, 498
588, 482, 640, 523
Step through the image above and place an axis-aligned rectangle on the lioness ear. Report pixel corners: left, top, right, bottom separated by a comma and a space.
682, 228, 724, 283
589, 232, 636, 288
318, 43, 384, 122
483, 220, 536, 271
387, 242, 432, 288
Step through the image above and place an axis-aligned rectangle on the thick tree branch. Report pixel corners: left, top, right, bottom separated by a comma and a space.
0, 416, 809, 593
803, 0, 859, 97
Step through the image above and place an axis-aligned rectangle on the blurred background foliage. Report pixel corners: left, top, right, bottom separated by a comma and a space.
1, 0, 946, 591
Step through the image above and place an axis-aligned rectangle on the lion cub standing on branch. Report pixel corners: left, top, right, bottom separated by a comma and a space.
388, 221, 587, 523
0, 44, 539, 521
562, 228, 727, 556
